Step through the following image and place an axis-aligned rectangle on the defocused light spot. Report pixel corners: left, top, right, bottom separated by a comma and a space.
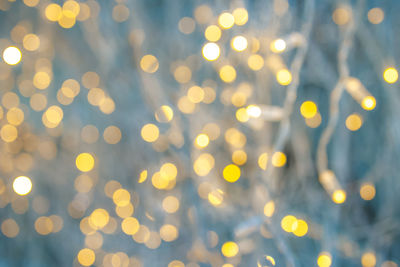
140, 55, 159, 73
1, 219, 19, 238
112, 4, 130, 23
159, 224, 178, 242
281, 215, 297, 233
162, 196, 180, 213
205, 25, 221, 42
361, 252, 376, 267
1, 124, 18, 142
174, 65, 192, 83
221, 241, 239, 257
76, 153, 95, 172
187, 86, 204, 103
178, 17, 195, 34
332, 7, 351, 25
258, 153, 268, 170
155, 105, 174, 122
202, 42, 220, 61
45, 3, 62, 21
113, 188, 131, 207
318, 252, 332, 267
208, 189, 224, 206
13, 176, 32, 196
138, 170, 148, 183
33, 71, 51, 89
219, 65, 236, 83
89, 209, 109, 229
77, 248, 95, 267
248, 54, 264, 71
300, 101, 317, 118
361, 96, 376, 110
305, 112, 322, 128
103, 125, 122, 144
193, 153, 215, 176
3, 46, 22, 65
345, 113, 362, 131
232, 7, 248, 25
293, 219, 308, 237
195, 133, 209, 149
368, 8, 384, 24
231, 36, 248, 52
121, 217, 139, 235
35, 216, 53, 235
141, 123, 159, 142
272, 152, 286, 167
332, 189, 346, 204
218, 12, 234, 29
270, 39, 286, 53
223, 164, 241, 183
383, 67, 398, 84
360, 183, 376, 201
276, 69, 292, 85
23, 34, 40, 51
232, 150, 247, 165
263, 201, 275, 217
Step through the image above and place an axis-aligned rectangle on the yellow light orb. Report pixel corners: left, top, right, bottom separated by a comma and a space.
360, 183, 376, 201
232, 7, 248, 25
76, 153, 95, 172
383, 67, 398, 84
218, 12, 235, 29
270, 39, 286, 53
140, 54, 159, 73
332, 189, 346, 204
141, 123, 159, 143
281, 215, 297, 232
195, 133, 210, 149
204, 25, 221, 42
13, 176, 32, 196
219, 65, 236, 83
223, 164, 241, 183
77, 248, 95, 267
345, 113, 363, 131
45, 3, 62, 21
271, 152, 287, 167
293, 219, 308, 237
300, 101, 317, 118
246, 105, 261, 118
276, 69, 292, 85
361, 96, 376, 110
221, 241, 239, 257
317, 252, 332, 267
3, 46, 22, 65
202, 42, 220, 61
263, 201, 275, 217
248, 54, 264, 71
361, 252, 376, 267
231, 36, 248, 52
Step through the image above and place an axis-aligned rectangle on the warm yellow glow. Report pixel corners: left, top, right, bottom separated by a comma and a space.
160, 162, 178, 180
76, 153, 95, 172
113, 188, 131, 207
272, 152, 287, 167
276, 69, 292, 85
162, 196, 180, 213
361, 252, 376, 267
178, 17, 195, 34
140, 54, 159, 73
138, 170, 148, 183
187, 86, 204, 103
258, 153, 268, 170
13, 176, 32, 196
231, 36, 248, 52
223, 164, 241, 183
246, 104, 262, 118
45, 3, 62, 21
219, 65, 236, 83
121, 217, 139, 235
193, 153, 215, 176
141, 123, 159, 142
159, 224, 178, 242
293, 219, 308, 237
195, 133, 210, 149
204, 25, 221, 42
281, 215, 297, 232
332, 7, 351, 25
332, 189, 346, 204
218, 12, 235, 29
361, 96, 376, 110
1, 124, 18, 143
89, 209, 109, 229
368, 8, 384, 24
33, 71, 51, 90
23, 34, 40, 51
360, 183, 376, 201
155, 105, 174, 122
3, 46, 22, 65
236, 108, 249, 122
270, 39, 286, 53
232, 8, 248, 25
317, 252, 332, 267
346, 113, 363, 131
263, 201, 275, 217
174, 65, 192, 84
248, 54, 264, 71
300, 101, 318, 118
383, 67, 398, 84
232, 150, 247, 165
221, 241, 239, 257
77, 248, 95, 266
208, 189, 224, 206
305, 112, 322, 128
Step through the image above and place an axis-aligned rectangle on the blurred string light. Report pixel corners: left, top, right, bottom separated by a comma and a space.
0, 0, 398, 267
